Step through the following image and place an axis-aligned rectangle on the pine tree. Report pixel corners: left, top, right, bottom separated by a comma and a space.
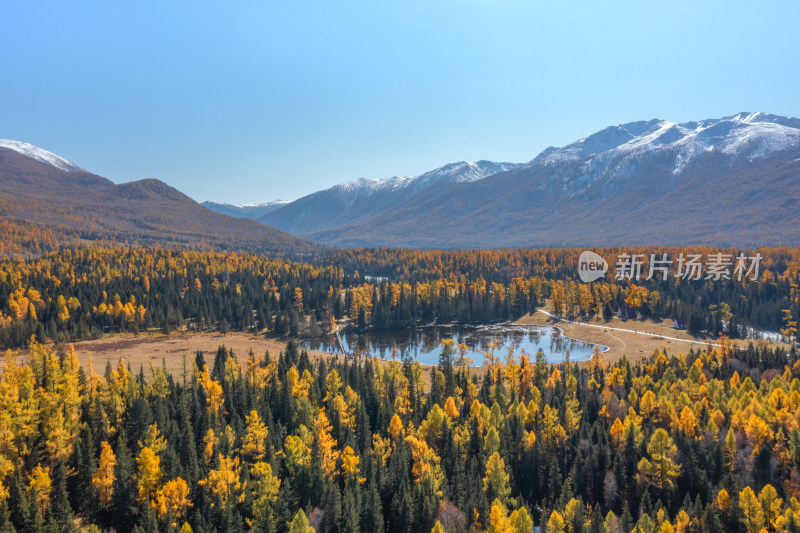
320, 480, 342, 533
0, 500, 17, 533
8, 470, 30, 533
703, 504, 725, 533
137, 502, 159, 533
362, 480, 384, 533
111, 431, 138, 533
50, 462, 77, 532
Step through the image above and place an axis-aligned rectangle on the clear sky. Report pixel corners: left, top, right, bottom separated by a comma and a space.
2, 1, 799, 204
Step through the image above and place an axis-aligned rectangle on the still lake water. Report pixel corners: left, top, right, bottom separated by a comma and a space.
302, 323, 605, 366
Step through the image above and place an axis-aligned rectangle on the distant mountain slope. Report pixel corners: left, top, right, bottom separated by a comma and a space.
283, 112, 800, 248
202, 200, 289, 220
258, 160, 521, 234
0, 142, 320, 255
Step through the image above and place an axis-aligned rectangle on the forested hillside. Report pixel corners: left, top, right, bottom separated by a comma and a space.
0, 147, 318, 256
1, 246, 799, 350
0, 336, 798, 532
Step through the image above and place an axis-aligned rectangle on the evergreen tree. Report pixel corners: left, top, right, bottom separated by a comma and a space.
49, 462, 77, 532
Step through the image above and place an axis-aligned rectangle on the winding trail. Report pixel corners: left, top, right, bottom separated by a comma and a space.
536, 310, 721, 348
605, 329, 627, 352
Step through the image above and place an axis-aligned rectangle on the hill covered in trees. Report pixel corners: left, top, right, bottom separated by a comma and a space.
0, 334, 798, 532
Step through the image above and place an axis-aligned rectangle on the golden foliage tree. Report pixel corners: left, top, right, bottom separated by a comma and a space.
92, 441, 117, 508
636, 428, 681, 490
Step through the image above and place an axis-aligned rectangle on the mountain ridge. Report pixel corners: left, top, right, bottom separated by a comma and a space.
0, 146, 320, 255
0, 139, 86, 173
5, 111, 799, 252
202, 200, 290, 219
254, 111, 800, 248
257, 160, 521, 233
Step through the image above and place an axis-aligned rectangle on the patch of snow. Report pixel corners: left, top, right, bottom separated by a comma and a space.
0, 139, 85, 172
740, 326, 785, 342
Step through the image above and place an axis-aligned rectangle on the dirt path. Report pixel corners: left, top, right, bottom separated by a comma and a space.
515, 309, 737, 363
605, 329, 627, 352
536, 309, 721, 348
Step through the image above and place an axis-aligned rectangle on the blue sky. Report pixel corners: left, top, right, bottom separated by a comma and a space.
2, 1, 799, 204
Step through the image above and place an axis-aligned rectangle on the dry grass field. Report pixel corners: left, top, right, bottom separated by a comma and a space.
2, 332, 334, 377
3, 301, 788, 380
3, 331, 451, 383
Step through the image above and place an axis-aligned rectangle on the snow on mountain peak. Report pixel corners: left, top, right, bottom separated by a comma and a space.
534, 113, 800, 167
238, 200, 290, 208
0, 139, 85, 173
526, 113, 800, 195
331, 160, 521, 201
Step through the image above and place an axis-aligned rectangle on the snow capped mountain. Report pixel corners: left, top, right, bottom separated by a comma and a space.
527, 112, 800, 196
295, 112, 800, 248
202, 200, 290, 220
241, 200, 291, 208
328, 160, 521, 205
6, 111, 799, 250
535, 112, 800, 166
210, 200, 290, 209
261, 112, 800, 242
258, 160, 520, 232
0, 139, 85, 172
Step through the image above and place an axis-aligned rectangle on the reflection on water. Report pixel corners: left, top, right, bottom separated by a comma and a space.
302, 323, 605, 366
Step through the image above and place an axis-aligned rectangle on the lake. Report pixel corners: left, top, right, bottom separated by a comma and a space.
302, 323, 605, 366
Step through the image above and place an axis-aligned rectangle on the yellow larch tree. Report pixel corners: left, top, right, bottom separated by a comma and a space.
404, 435, 444, 498
154, 477, 192, 525
547, 510, 566, 533
288, 509, 315, 533
202, 428, 217, 464
92, 441, 117, 508
636, 428, 681, 490
388, 413, 405, 441
241, 410, 269, 463
340, 445, 364, 485
198, 365, 224, 417
199, 453, 242, 508
136, 446, 163, 506
248, 461, 281, 530
738, 486, 764, 533
483, 452, 511, 506
27, 464, 51, 516
315, 408, 340, 479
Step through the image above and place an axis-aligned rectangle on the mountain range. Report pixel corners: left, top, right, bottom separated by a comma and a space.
229, 112, 800, 248
257, 161, 522, 235
0, 140, 318, 255
201, 200, 290, 219
3, 111, 799, 253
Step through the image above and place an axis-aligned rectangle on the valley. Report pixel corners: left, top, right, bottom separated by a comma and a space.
1, 114, 799, 533
5, 2, 800, 531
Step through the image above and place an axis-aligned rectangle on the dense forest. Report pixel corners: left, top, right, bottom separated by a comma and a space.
0, 244, 798, 532
0, 246, 798, 350
0, 337, 798, 532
